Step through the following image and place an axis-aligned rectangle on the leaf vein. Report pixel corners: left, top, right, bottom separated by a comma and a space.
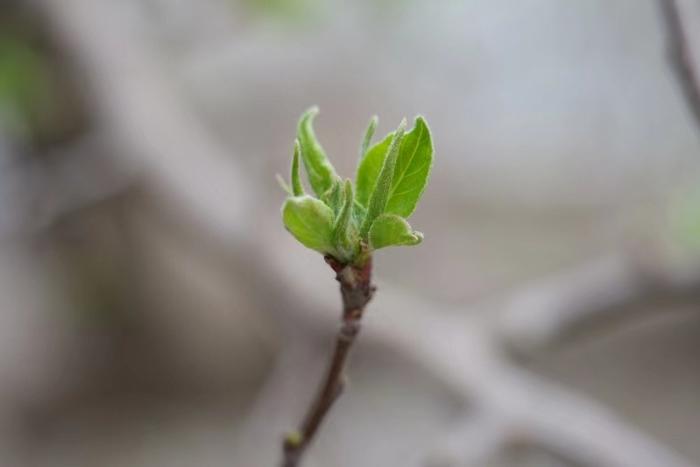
388, 122, 425, 200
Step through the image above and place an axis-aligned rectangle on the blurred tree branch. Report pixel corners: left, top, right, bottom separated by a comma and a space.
659, 0, 700, 129
499, 253, 700, 355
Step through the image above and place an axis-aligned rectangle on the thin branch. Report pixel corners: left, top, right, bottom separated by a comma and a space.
281, 257, 375, 467
659, 0, 700, 129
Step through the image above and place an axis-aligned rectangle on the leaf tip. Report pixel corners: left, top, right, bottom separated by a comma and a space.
343, 177, 353, 195
276, 174, 292, 195
412, 230, 424, 244
369, 115, 378, 129
297, 106, 320, 132
359, 115, 379, 161
290, 139, 304, 196
413, 115, 432, 137
301, 105, 320, 121
397, 117, 408, 133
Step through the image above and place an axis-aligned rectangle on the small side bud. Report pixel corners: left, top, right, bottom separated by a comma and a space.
284, 431, 303, 449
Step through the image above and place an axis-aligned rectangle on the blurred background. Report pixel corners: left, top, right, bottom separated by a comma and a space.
2, 0, 700, 466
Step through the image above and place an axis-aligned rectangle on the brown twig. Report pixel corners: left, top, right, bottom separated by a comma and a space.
281, 256, 375, 467
659, 0, 700, 129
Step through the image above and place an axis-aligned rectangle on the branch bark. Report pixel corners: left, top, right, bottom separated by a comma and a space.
281, 257, 375, 467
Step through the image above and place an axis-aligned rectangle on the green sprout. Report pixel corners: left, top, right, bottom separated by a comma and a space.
280, 106, 433, 266
278, 107, 433, 467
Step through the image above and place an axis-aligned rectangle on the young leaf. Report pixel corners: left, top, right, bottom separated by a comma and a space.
290, 139, 304, 196
322, 178, 345, 215
355, 116, 433, 218
282, 196, 336, 255
333, 180, 356, 260
369, 214, 423, 250
297, 107, 338, 197
359, 115, 378, 161
385, 116, 433, 217
360, 119, 407, 238
355, 131, 393, 208
352, 199, 367, 227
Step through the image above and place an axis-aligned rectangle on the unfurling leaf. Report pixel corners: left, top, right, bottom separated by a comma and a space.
281, 108, 432, 264
352, 199, 367, 227
297, 107, 339, 197
385, 116, 433, 217
359, 115, 378, 161
355, 131, 393, 208
290, 139, 304, 196
282, 196, 336, 255
355, 116, 433, 218
360, 119, 407, 239
333, 180, 356, 261
369, 214, 423, 250
322, 178, 345, 215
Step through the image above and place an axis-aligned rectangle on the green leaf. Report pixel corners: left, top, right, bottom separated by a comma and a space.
282, 196, 336, 255
281, 109, 433, 263
360, 119, 407, 238
359, 115, 378, 161
333, 180, 356, 260
290, 139, 304, 196
352, 199, 367, 227
322, 178, 345, 215
354, 116, 433, 218
355, 131, 393, 208
385, 116, 433, 217
297, 107, 338, 197
369, 214, 423, 250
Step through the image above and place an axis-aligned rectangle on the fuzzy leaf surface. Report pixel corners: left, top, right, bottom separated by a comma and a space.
355, 116, 433, 218
359, 115, 378, 161
333, 180, 356, 261
282, 196, 335, 255
369, 214, 423, 250
297, 107, 338, 197
360, 121, 406, 238
355, 131, 393, 208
